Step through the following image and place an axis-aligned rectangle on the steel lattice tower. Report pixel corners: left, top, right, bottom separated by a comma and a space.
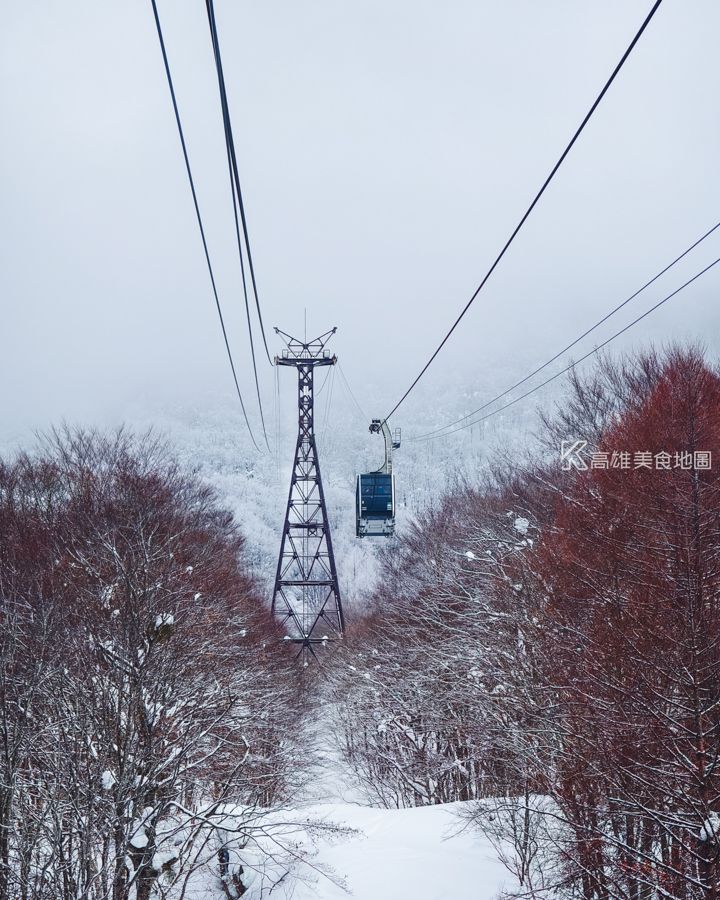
272, 327, 344, 662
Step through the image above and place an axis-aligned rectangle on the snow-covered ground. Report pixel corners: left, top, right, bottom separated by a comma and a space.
192, 800, 514, 900
287, 801, 512, 900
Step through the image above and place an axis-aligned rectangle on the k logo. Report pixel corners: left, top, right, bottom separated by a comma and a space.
561, 440, 588, 471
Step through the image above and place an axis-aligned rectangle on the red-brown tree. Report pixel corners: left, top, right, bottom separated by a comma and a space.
540, 347, 720, 900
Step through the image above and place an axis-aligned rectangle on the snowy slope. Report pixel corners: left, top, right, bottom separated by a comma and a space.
0, 351, 561, 610
108, 354, 554, 611
171, 799, 514, 900
288, 801, 512, 900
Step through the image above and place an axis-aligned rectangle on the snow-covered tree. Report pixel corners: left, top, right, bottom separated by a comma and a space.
327, 467, 551, 808
538, 347, 720, 900
0, 427, 303, 900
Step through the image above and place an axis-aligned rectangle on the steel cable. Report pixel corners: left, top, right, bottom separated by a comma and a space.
149, 0, 260, 452
385, 0, 664, 423
412, 220, 720, 440
205, 0, 272, 449
411, 256, 720, 441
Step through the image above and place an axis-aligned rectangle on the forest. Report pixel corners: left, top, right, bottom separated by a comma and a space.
2, 344, 720, 900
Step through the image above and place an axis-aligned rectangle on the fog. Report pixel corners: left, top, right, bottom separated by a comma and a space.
2, 0, 719, 444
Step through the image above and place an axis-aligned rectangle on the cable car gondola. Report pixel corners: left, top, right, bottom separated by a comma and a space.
356, 419, 400, 537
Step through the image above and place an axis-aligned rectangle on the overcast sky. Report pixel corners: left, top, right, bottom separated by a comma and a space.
2, 0, 719, 443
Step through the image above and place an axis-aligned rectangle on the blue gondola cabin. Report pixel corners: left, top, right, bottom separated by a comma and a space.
356, 472, 395, 537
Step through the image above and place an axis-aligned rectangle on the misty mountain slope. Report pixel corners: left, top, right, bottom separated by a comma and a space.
121, 355, 561, 612
0, 350, 567, 610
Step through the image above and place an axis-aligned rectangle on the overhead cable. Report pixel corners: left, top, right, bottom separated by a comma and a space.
385, 0, 664, 423
414, 220, 720, 440
411, 256, 720, 441
337, 363, 368, 425
319, 366, 336, 454
149, 0, 260, 452
204, 0, 272, 365
205, 0, 272, 450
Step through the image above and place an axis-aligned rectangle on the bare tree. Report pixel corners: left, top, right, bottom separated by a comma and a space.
328, 467, 553, 810
0, 427, 304, 900
534, 348, 720, 900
